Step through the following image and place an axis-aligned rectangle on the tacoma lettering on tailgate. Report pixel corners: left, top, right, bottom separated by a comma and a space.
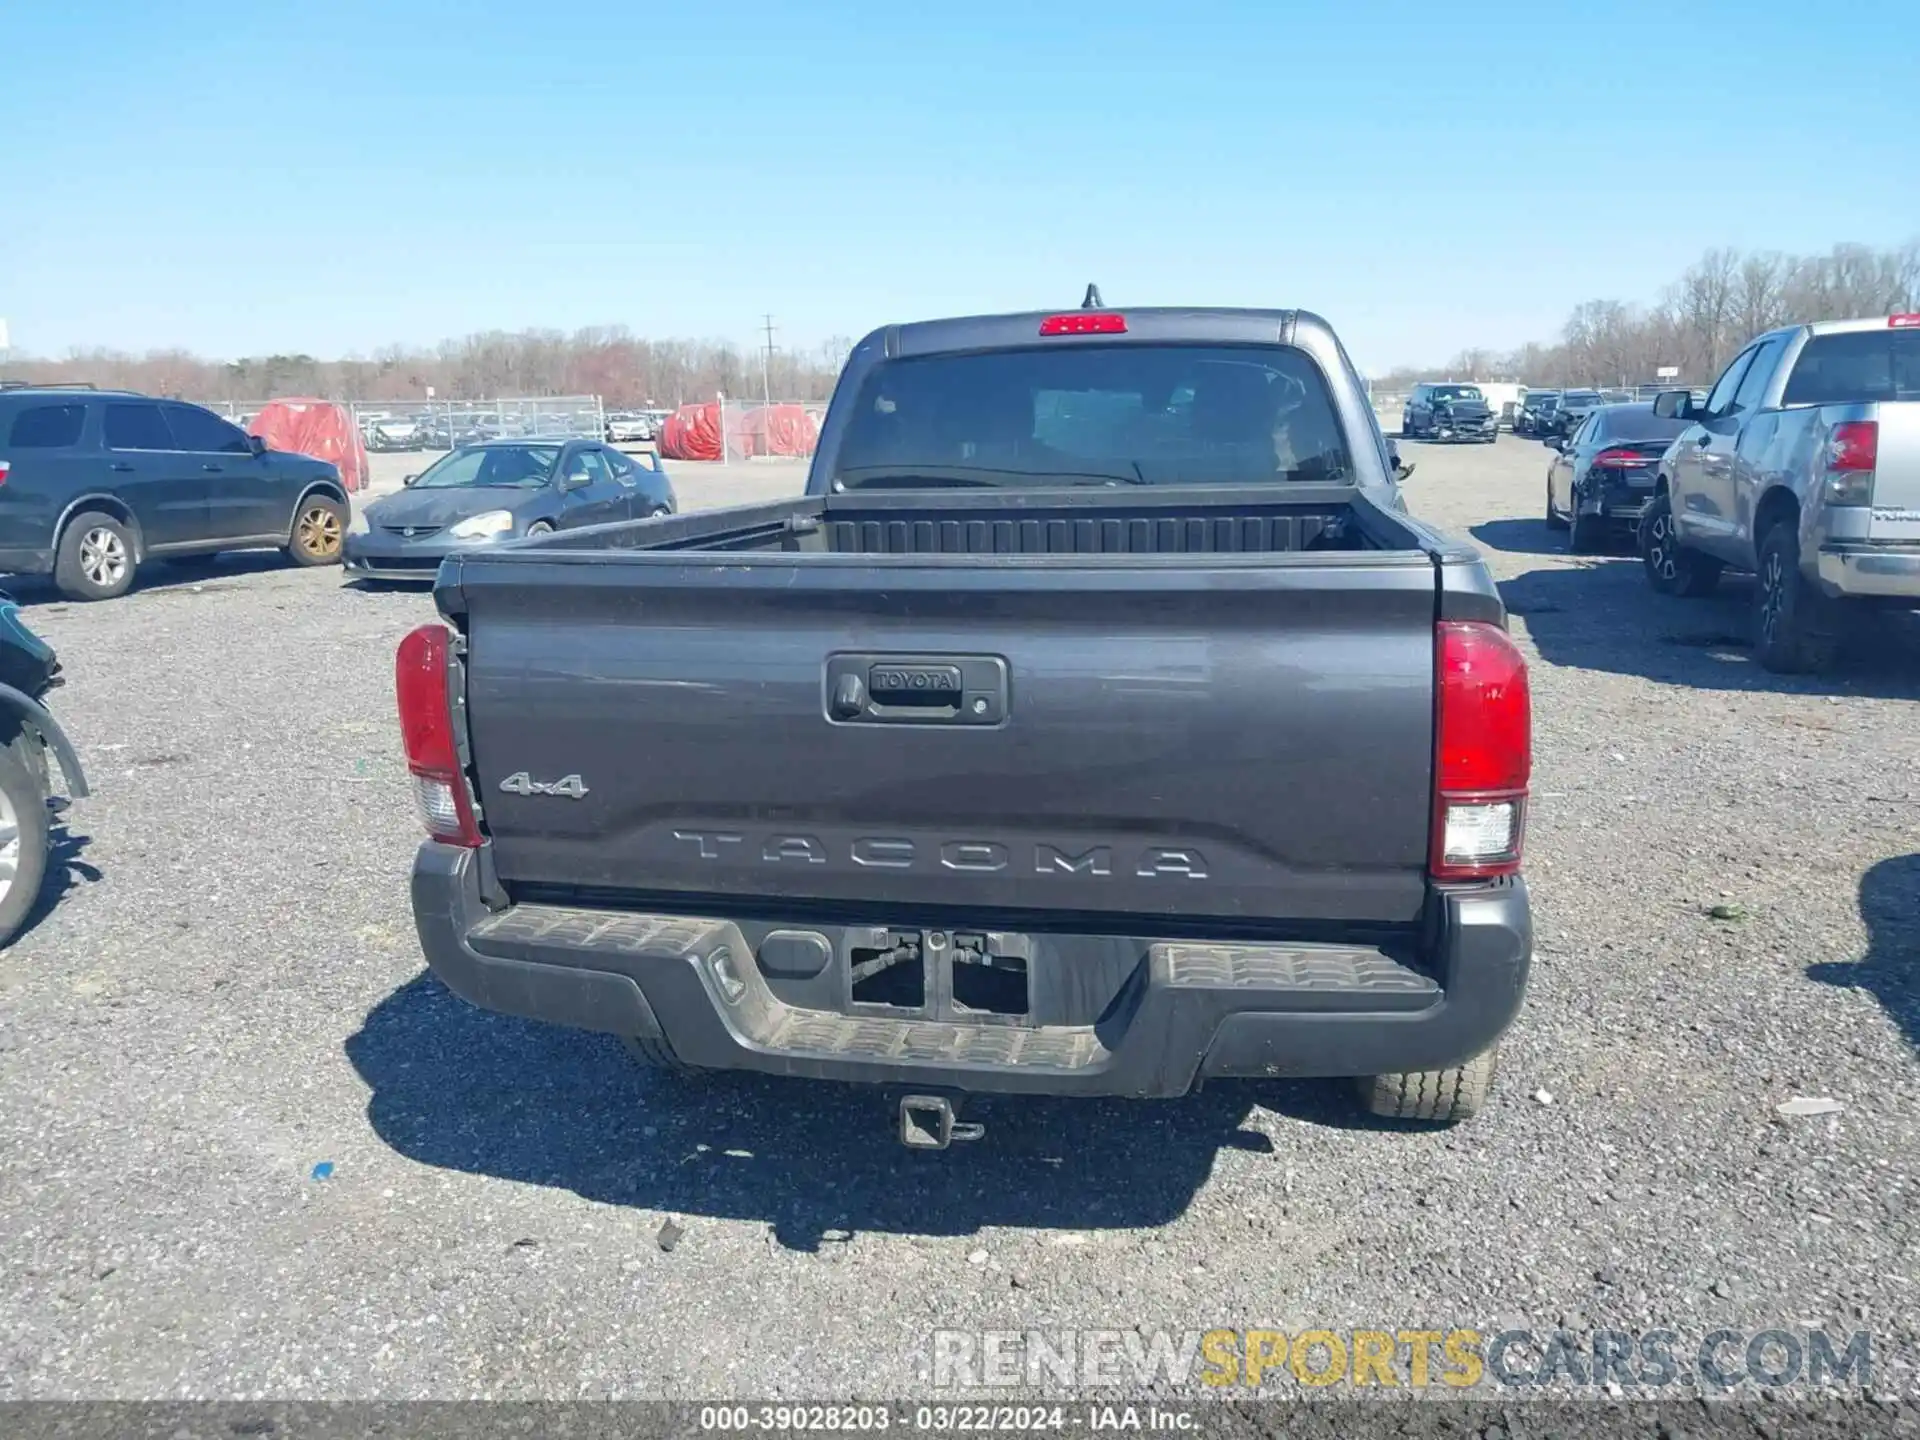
669, 830, 1209, 879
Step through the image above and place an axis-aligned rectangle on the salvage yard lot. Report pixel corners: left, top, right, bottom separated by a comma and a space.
1, 438, 1915, 1397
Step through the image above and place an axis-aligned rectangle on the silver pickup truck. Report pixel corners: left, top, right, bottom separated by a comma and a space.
1638, 315, 1920, 672
1635, 314, 1920, 672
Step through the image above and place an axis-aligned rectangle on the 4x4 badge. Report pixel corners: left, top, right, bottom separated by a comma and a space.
499, 771, 589, 800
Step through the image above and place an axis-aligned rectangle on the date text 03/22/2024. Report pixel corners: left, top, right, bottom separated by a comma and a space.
697, 1405, 1195, 1433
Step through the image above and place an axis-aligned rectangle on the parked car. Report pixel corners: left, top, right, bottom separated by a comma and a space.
1403, 383, 1497, 442
1542, 402, 1689, 552
0, 389, 351, 600
396, 303, 1534, 1138
1515, 391, 1560, 437
363, 415, 425, 452
1640, 314, 1920, 672
1546, 388, 1604, 438
606, 412, 655, 444
0, 592, 89, 944
344, 437, 676, 582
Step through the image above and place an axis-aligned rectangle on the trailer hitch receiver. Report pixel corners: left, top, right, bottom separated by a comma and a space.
899, 1093, 984, 1150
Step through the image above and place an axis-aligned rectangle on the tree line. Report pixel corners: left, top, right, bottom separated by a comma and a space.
1375, 238, 1920, 392
5, 328, 858, 408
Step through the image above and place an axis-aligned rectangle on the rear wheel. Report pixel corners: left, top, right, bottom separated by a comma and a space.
525, 521, 554, 537
1754, 522, 1839, 673
0, 733, 52, 946
1569, 506, 1606, 554
1639, 492, 1722, 597
287, 496, 346, 566
1358, 1048, 1498, 1124
53, 512, 136, 601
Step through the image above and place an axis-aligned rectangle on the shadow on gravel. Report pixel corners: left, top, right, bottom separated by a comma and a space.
346, 972, 1399, 1249
1808, 853, 1919, 1056
10, 818, 101, 945
0, 549, 303, 607
1469, 518, 1637, 559
1484, 539, 1920, 698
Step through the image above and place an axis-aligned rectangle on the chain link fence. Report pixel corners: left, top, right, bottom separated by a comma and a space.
194, 396, 607, 451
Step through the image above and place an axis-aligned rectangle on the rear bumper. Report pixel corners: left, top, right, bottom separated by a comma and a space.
410, 845, 1532, 1097
1815, 544, 1920, 600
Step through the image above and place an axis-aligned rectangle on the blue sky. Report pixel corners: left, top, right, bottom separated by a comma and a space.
4, 0, 1915, 373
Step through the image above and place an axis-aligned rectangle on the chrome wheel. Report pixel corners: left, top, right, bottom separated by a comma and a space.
79, 527, 128, 589
296, 504, 343, 559
0, 785, 19, 909
1646, 509, 1677, 583
1759, 547, 1786, 648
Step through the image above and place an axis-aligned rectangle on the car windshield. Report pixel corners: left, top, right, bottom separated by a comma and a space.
1595, 407, 1687, 442
1783, 329, 1920, 405
1562, 390, 1601, 405
412, 444, 561, 489
1429, 385, 1484, 401
832, 343, 1354, 489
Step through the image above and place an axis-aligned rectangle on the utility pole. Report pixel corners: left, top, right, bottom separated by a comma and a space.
760, 314, 777, 409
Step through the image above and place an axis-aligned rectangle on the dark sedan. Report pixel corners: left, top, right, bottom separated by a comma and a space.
1515, 390, 1559, 436
1542, 402, 1687, 552
343, 438, 675, 582
1546, 388, 1604, 438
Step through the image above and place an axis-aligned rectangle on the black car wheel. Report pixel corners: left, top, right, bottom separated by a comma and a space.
1638, 492, 1722, 597
0, 729, 51, 946
1569, 506, 1605, 554
53, 511, 137, 602
1753, 523, 1838, 674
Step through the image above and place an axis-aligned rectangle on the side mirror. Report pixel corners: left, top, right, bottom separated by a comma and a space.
1396, 460, 1416, 480
1651, 389, 1695, 421
560, 470, 590, 491
401, 473, 418, 487
248, 434, 267, 457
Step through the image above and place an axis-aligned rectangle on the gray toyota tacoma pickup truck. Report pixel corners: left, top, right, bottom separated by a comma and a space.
396, 303, 1534, 1142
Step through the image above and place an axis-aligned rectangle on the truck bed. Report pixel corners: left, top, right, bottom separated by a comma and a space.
511, 484, 1418, 558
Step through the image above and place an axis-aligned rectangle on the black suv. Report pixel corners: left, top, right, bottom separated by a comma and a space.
0, 390, 350, 600
1402, 383, 1497, 442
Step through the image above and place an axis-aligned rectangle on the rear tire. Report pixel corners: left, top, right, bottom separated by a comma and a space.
1569, 507, 1605, 554
620, 1033, 697, 1073
1357, 1048, 1498, 1124
53, 512, 137, 601
0, 733, 52, 947
1639, 492, 1722, 597
286, 496, 346, 567
525, 521, 554, 537
1753, 522, 1839, 674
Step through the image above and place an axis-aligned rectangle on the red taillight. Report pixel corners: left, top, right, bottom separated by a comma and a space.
1827, 420, 1878, 472
1889, 314, 1920, 329
1592, 448, 1654, 469
1431, 621, 1530, 881
0, 460, 10, 486
1039, 313, 1127, 336
395, 623, 482, 847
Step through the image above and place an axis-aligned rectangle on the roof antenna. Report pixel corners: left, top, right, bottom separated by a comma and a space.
1081, 283, 1104, 310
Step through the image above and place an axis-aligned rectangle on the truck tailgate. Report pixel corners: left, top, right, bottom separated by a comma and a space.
450, 554, 1440, 927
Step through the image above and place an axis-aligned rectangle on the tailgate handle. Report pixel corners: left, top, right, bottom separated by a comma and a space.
825, 654, 1008, 726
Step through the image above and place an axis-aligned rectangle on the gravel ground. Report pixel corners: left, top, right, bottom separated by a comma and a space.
0, 435, 1915, 1402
